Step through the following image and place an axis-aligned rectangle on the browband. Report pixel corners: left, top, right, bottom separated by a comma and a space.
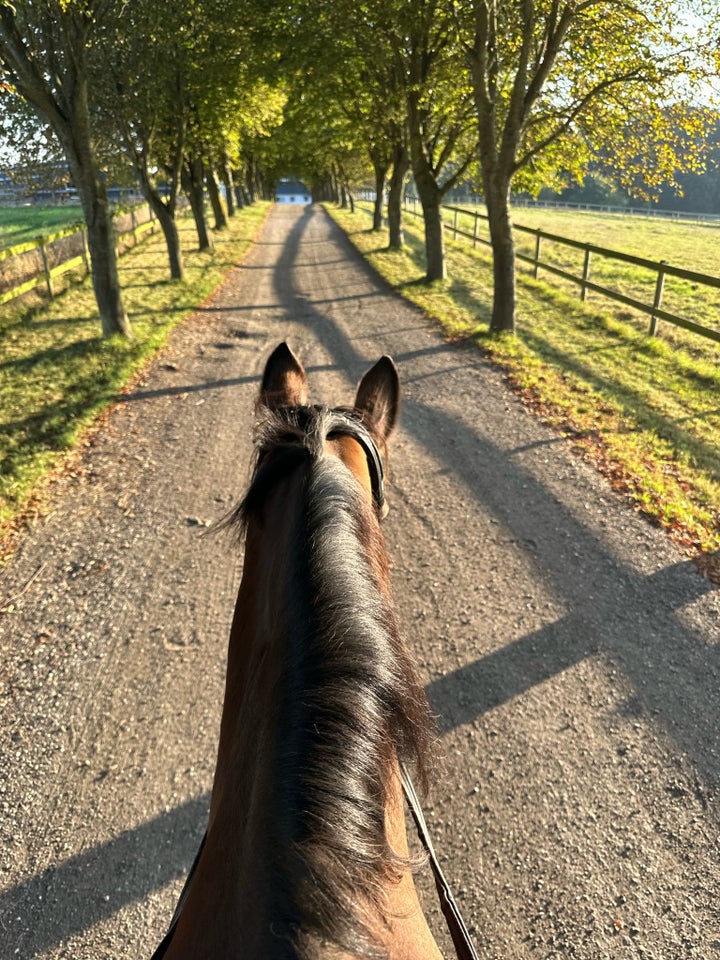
326, 411, 385, 513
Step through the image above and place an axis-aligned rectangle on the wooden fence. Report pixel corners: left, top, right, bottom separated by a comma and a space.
0, 204, 159, 307
402, 198, 720, 346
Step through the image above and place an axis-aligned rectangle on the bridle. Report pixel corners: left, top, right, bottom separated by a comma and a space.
325, 409, 386, 514
265, 406, 387, 514
151, 411, 478, 960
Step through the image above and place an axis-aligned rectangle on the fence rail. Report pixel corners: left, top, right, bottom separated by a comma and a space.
0, 204, 160, 308
402, 197, 720, 346
510, 197, 720, 225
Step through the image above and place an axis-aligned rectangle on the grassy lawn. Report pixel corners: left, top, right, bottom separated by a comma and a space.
0, 205, 85, 249
450, 202, 720, 274
440, 203, 720, 359
329, 203, 720, 565
0, 202, 269, 551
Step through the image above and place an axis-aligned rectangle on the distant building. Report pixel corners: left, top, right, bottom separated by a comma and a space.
275, 179, 312, 205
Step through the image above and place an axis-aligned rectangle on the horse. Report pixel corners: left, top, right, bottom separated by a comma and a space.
152, 342, 465, 960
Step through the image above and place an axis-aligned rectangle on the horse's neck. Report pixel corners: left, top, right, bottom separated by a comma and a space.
209, 509, 295, 839
164, 475, 444, 959
161, 506, 299, 958
209, 613, 277, 843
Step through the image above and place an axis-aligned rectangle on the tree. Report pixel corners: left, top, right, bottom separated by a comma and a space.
456, 0, 713, 333
97, 0, 191, 279
331, 0, 477, 278
0, 0, 132, 338
232, 79, 287, 201
275, 0, 476, 278
394, 0, 477, 280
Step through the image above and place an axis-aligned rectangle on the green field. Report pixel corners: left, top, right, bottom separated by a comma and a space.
0, 205, 85, 249
0, 202, 270, 552
439, 202, 720, 358
460, 203, 720, 276
332, 202, 720, 565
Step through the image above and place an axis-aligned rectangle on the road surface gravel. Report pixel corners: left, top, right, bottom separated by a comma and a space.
1, 204, 719, 959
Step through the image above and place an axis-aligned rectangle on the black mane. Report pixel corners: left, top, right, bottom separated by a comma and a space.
231, 405, 435, 959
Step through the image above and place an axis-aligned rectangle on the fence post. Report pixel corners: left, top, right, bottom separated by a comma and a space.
581, 247, 592, 302
453, 208, 459, 238
650, 263, 666, 336
131, 207, 138, 245
533, 230, 542, 280
39, 241, 54, 298
473, 213, 479, 248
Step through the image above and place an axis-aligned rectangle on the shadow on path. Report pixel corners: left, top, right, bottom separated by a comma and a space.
271, 207, 719, 794
0, 794, 209, 959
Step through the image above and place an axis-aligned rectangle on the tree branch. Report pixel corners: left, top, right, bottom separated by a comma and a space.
514, 67, 650, 171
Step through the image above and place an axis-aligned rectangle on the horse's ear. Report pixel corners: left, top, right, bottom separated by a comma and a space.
259, 342, 309, 409
354, 356, 400, 442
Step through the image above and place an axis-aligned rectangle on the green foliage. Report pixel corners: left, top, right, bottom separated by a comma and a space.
459, 0, 716, 199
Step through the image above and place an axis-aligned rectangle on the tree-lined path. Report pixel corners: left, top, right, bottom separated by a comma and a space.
1, 204, 719, 958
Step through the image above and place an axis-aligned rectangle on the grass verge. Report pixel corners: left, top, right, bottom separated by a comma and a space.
328, 203, 720, 575
0, 202, 269, 556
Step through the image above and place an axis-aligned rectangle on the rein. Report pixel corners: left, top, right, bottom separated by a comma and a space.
401, 766, 480, 960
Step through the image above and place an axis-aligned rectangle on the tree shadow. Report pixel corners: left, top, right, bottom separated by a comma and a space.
519, 325, 720, 479
0, 794, 209, 959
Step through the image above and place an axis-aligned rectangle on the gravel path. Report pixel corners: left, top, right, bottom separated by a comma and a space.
1, 204, 719, 960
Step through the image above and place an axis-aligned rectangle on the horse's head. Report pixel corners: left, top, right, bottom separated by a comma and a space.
258, 341, 400, 518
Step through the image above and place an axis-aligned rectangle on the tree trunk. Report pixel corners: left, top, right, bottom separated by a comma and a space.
55, 101, 131, 336
221, 159, 235, 217
67, 152, 132, 338
246, 156, 261, 203
411, 161, 446, 280
485, 177, 516, 333
372, 160, 389, 230
182, 158, 213, 251
152, 199, 184, 280
388, 144, 410, 250
81, 186, 133, 338
315, 173, 333, 202
134, 166, 184, 280
206, 168, 228, 230
408, 93, 446, 281
422, 192, 446, 281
